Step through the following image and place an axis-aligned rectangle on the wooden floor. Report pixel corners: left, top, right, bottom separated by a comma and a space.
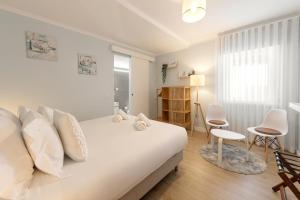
142, 132, 297, 200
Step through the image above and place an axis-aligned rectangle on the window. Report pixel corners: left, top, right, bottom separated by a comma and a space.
222, 46, 278, 105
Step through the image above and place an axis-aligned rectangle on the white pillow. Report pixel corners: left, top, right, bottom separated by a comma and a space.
0, 108, 21, 127
22, 111, 64, 177
37, 106, 54, 124
54, 110, 88, 161
0, 116, 34, 199
17, 106, 31, 123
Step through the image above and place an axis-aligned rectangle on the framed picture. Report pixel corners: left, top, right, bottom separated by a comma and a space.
78, 54, 97, 75
25, 31, 57, 61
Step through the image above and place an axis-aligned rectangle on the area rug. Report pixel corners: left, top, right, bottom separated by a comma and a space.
200, 144, 266, 175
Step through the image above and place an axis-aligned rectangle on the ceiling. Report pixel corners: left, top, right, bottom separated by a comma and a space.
0, 0, 300, 55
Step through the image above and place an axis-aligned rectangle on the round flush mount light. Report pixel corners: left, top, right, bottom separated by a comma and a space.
182, 0, 206, 23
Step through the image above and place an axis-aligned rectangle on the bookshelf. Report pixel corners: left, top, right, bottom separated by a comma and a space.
161, 86, 191, 129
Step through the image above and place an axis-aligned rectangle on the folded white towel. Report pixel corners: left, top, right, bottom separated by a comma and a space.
118, 109, 129, 120
136, 113, 151, 127
135, 120, 147, 131
112, 114, 122, 123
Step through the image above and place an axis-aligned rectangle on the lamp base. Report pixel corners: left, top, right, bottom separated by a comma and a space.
191, 102, 209, 137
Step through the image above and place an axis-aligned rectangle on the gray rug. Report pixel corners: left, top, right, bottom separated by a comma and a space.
200, 144, 266, 175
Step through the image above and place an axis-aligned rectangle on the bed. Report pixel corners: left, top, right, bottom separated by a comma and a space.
24, 115, 187, 200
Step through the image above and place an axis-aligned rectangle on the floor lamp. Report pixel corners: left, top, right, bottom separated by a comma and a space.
190, 74, 209, 136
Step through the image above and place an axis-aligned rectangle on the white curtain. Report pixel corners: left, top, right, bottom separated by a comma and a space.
217, 16, 300, 153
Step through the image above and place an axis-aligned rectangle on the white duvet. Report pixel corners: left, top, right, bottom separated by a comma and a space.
24, 116, 187, 200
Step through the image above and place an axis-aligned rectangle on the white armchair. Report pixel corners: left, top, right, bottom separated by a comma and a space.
247, 109, 288, 162
205, 104, 229, 142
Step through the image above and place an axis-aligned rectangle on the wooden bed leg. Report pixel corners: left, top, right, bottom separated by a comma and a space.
174, 166, 178, 172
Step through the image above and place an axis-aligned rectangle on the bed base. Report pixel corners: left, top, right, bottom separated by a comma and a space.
120, 151, 183, 200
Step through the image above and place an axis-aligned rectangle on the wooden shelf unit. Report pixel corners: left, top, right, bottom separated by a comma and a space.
161, 86, 191, 129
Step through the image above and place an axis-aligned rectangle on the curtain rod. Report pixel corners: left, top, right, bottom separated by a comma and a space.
219, 12, 300, 36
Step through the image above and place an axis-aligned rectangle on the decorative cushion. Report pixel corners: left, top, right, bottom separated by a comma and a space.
22, 111, 64, 177
0, 116, 34, 199
255, 127, 281, 136
208, 120, 226, 125
54, 110, 88, 161
37, 106, 54, 124
0, 108, 21, 127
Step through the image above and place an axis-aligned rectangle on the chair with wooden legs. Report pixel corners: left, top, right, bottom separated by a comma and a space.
247, 109, 288, 162
273, 151, 300, 200
205, 104, 229, 143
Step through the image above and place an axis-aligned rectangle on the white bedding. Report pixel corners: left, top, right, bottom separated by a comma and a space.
24, 116, 187, 200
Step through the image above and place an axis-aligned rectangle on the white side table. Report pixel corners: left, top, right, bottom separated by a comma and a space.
211, 129, 249, 166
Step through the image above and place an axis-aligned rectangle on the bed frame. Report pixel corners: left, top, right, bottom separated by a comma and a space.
120, 151, 183, 200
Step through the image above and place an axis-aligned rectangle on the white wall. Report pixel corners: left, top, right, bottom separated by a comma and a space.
0, 10, 114, 120
150, 40, 217, 130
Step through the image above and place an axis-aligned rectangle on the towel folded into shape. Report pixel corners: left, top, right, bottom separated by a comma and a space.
112, 114, 122, 123
118, 109, 129, 120
135, 113, 151, 127
135, 120, 147, 131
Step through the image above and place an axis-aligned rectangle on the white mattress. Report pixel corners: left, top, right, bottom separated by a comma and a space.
24, 116, 187, 200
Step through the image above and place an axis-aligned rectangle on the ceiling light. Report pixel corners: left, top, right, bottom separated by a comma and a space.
182, 0, 206, 23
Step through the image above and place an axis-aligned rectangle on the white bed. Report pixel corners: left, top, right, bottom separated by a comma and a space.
24, 116, 187, 200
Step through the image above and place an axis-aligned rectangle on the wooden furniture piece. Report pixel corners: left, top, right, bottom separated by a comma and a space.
211, 129, 249, 166
273, 151, 300, 200
161, 86, 191, 129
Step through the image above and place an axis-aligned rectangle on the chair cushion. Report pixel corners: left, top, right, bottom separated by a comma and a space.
255, 127, 281, 135
208, 120, 226, 125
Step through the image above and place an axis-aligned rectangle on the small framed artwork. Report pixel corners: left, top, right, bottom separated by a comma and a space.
78, 54, 97, 75
25, 31, 57, 61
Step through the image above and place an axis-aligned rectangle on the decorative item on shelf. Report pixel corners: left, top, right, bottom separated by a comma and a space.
161, 64, 168, 84
182, 0, 206, 23
178, 71, 188, 79
25, 31, 57, 61
178, 70, 195, 79
190, 74, 209, 135
188, 70, 196, 76
78, 54, 97, 75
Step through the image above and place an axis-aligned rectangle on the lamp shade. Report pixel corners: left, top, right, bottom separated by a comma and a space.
190, 74, 205, 87
182, 0, 206, 23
